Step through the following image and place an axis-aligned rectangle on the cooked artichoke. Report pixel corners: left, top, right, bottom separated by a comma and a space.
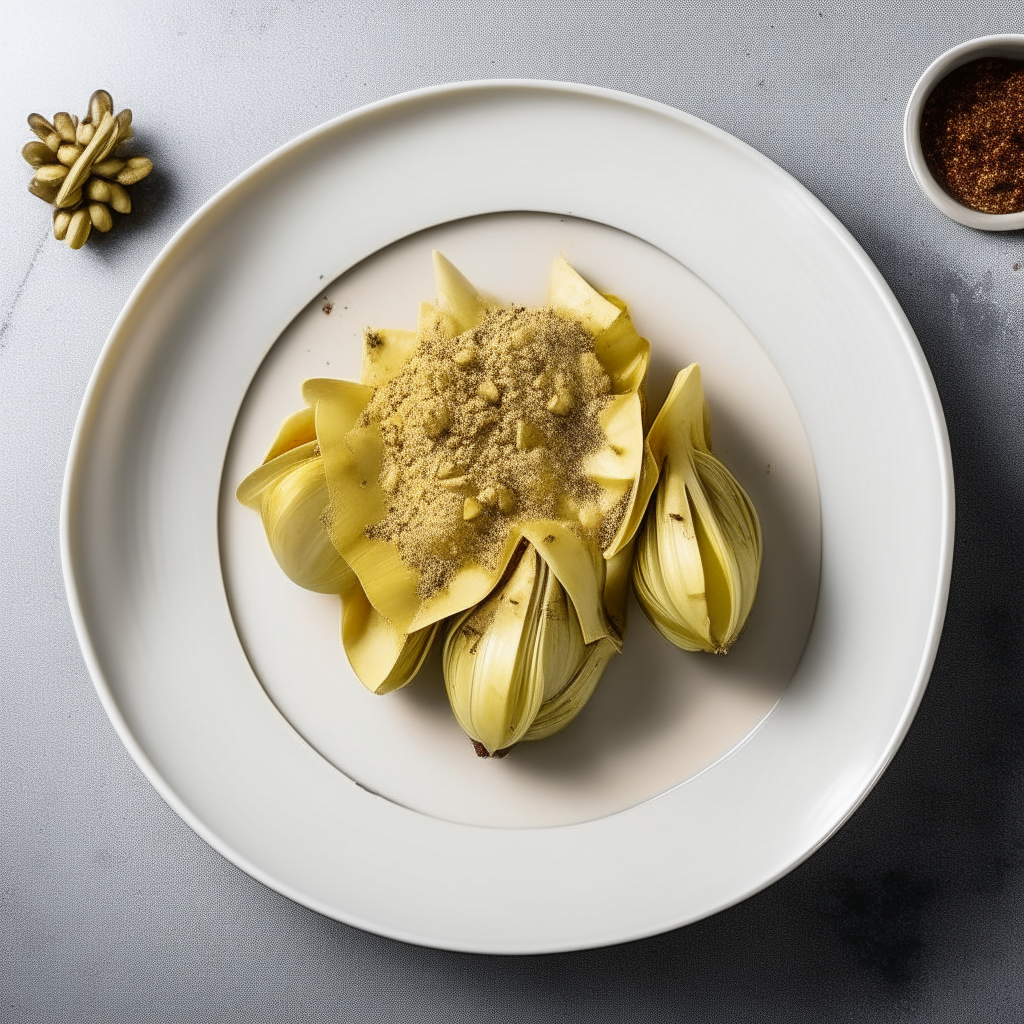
443, 538, 632, 756
631, 364, 762, 653
238, 252, 653, 745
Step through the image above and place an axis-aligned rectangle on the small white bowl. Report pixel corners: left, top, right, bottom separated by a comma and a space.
905, 34, 1024, 231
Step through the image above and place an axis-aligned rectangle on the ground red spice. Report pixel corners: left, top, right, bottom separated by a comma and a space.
920, 57, 1024, 215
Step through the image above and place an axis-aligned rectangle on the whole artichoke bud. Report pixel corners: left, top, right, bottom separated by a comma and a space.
443, 539, 627, 756
632, 364, 762, 654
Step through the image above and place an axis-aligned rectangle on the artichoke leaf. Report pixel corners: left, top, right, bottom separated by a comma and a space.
584, 393, 644, 491
319, 408, 525, 633
546, 255, 651, 396
532, 566, 588, 702
605, 363, 707, 556
303, 377, 374, 429
633, 457, 713, 651
432, 250, 495, 334
407, 527, 522, 633
317, 419, 421, 627
647, 363, 711, 461
236, 439, 318, 510
580, 392, 653, 560
523, 636, 617, 743
603, 542, 634, 642
444, 545, 547, 754
360, 328, 418, 387
340, 578, 439, 694
263, 405, 316, 463
689, 449, 762, 649
519, 520, 610, 645
604, 446, 659, 560
546, 254, 623, 334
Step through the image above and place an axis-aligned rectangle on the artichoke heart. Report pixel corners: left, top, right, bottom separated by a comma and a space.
444, 540, 611, 756
631, 364, 762, 654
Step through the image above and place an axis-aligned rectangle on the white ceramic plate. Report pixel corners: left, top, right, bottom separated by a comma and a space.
62, 82, 953, 953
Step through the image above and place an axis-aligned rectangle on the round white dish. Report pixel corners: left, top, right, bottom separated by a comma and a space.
62, 81, 953, 953
904, 34, 1024, 230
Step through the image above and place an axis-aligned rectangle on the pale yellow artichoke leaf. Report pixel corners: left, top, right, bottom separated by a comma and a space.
303, 377, 374, 430
432, 250, 495, 334
407, 527, 524, 633
320, 411, 523, 633
647, 363, 710, 463
546, 256, 650, 395
604, 445, 659, 560
593, 315, 651, 397
236, 439, 318, 510
306, 378, 384, 604
581, 392, 652, 559
523, 636, 618, 743
603, 542, 634, 645
532, 563, 589, 701
584, 392, 644, 493
360, 328, 418, 387
633, 455, 714, 652
263, 405, 316, 463
317, 419, 422, 630
520, 521, 610, 645
689, 449, 763, 651
340, 578, 439, 695
546, 254, 622, 333
606, 363, 707, 559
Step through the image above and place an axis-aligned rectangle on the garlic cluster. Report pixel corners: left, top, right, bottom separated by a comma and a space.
22, 90, 153, 249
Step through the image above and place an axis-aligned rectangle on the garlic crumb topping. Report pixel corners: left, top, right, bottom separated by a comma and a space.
362, 305, 618, 596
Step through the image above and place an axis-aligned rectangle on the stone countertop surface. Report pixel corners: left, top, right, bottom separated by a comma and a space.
3, 3, 1023, 1021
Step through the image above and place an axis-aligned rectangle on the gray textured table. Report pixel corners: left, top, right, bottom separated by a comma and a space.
4, 3, 1023, 1021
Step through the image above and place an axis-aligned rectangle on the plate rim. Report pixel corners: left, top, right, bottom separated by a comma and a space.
60, 79, 955, 953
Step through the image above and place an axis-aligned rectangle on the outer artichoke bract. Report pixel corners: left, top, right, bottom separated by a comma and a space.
631, 364, 762, 654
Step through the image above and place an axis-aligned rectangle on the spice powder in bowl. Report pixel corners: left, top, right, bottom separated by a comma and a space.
920, 57, 1024, 215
